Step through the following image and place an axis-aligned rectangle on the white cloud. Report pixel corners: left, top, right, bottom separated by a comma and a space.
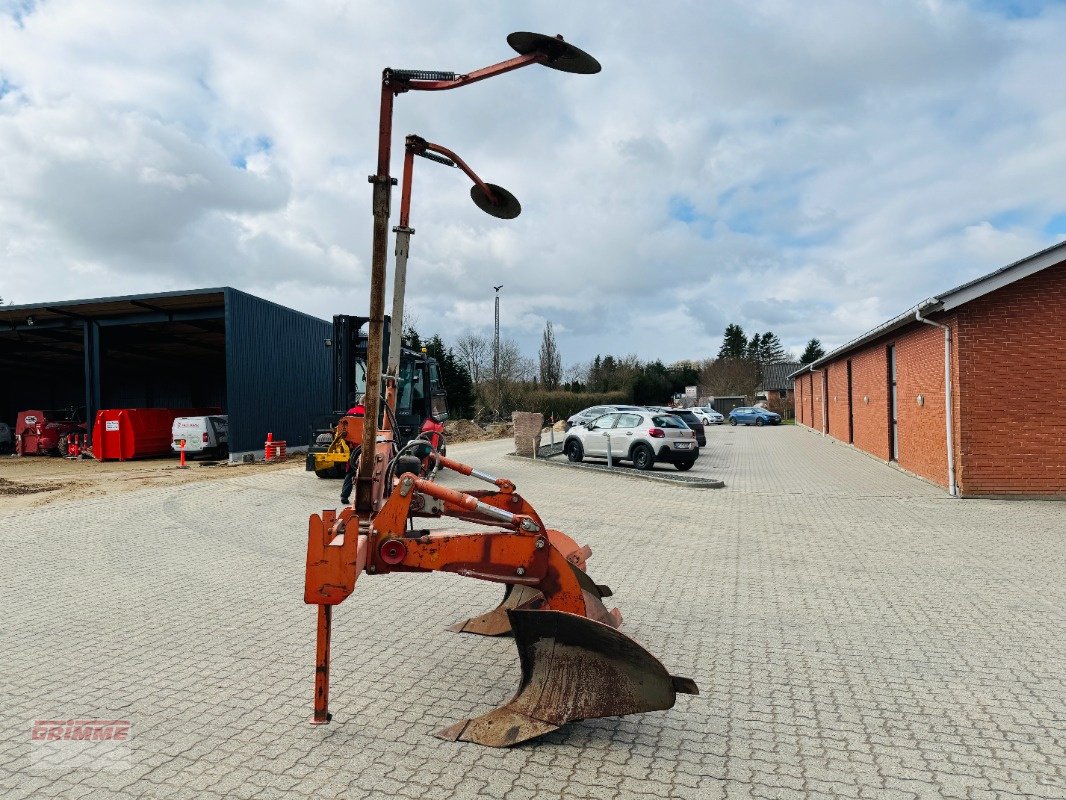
1, 0, 1064, 366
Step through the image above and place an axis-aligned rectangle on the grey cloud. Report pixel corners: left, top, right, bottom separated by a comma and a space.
0, 0, 1064, 368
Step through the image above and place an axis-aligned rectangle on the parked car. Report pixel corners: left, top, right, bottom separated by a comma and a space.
563, 410, 699, 471
0, 421, 13, 453
690, 406, 725, 425
647, 407, 706, 447
728, 406, 782, 426
565, 404, 646, 431
171, 415, 229, 458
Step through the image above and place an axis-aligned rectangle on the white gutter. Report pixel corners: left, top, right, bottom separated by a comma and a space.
915, 302, 957, 497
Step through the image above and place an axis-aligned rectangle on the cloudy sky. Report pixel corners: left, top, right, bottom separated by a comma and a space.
2, 1, 1064, 368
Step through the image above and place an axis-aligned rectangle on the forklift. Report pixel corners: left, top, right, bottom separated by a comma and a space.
306, 314, 447, 478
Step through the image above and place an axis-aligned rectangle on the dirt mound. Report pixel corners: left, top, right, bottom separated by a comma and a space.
444, 420, 515, 443
0, 477, 57, 496
483, 422, 514, 439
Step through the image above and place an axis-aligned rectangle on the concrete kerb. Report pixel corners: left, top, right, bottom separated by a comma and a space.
509, 452, 725, 489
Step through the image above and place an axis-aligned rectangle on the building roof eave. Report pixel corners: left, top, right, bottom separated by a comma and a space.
786, 299, 944, 379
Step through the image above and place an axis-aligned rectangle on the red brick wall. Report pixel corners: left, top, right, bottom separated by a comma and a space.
849, 346, 890, 461
954, 262, 1066, 496
795, 373, 809, 427
893, 321, 956, 487
826, 361, 850, 442
818, 369, 827, 433
809, 370, 827, 432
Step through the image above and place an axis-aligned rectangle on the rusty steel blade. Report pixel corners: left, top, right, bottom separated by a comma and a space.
448, 562, 621, 636
435, 609, 698, 747
446, 584, 540, 636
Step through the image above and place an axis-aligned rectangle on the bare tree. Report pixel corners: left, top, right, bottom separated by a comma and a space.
565, 361, 589, 385
498, 338, 534, 382
538, 321, 562, 390
699, 357, 760, 401
455, 332, 490, 384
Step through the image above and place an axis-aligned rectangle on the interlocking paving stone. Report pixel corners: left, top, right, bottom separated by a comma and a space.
1, 425, 1064, 799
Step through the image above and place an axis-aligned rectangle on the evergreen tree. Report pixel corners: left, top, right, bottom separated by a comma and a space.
800, 338, 826, 365
717, 324, 747, 359
745, 332, 762, 362
402, 322, 422, 352
537, 321, 562, 390
425, 334, 474, 418
758, 331, 787, 363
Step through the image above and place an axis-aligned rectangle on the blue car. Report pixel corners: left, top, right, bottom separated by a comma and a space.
728, 406, 781, 426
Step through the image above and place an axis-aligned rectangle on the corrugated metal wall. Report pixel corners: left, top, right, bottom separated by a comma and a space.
224, 288, 331, 455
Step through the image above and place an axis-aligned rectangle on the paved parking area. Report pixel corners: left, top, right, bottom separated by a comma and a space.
1, 425, 1064, 799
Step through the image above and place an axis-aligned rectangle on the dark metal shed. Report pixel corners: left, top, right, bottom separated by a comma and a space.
0, 287, 331, 458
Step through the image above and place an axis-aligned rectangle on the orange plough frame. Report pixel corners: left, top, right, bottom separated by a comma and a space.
304, 453, 696, 746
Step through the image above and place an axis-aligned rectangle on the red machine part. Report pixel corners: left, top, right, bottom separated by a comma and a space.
15, 409, 86, 456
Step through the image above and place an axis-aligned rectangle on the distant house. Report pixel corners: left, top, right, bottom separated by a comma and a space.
756, 362, 800, 415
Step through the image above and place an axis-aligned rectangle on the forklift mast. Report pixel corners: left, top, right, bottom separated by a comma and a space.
330, 314, 390, 413
328, 314, 446, 445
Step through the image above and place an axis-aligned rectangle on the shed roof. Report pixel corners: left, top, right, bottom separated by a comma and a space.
0, 288, 226, 327
789, 238, 1066, 378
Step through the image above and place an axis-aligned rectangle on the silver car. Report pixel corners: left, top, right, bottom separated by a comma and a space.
563, 411, 699, 471
690, 406, 725, 425
565, 404, 646, 431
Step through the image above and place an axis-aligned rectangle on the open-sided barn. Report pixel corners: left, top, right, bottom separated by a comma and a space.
0, 287, 331, 460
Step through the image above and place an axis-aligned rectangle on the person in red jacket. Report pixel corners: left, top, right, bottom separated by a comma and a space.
339, 395, 365, 505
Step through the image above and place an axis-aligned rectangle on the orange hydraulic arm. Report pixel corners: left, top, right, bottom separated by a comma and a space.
407, 454, 590, 569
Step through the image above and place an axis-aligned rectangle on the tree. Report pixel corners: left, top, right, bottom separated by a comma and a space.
424, 334, 474, 418
455, 333, 490, 384
402, 320, 422, 352
717, 324, 747, 359
564, 361, 588, 389
800, 338, 826, 365
698, 357, 760, 400
758, 331, 787, 364
667, 360, 700, 396
497, 338, 534, 382
538, 321, 562, 390
745, 332, 762, 362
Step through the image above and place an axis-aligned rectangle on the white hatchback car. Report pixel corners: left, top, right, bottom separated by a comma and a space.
563, 410, 699, 471
565, 404, 646, 431
690, 406, 725, 425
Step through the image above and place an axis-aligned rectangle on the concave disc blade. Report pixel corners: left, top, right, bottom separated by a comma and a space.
470, 183, 521, 219
507, 32, 601, 74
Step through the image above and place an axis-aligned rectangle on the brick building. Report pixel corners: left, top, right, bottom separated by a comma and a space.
790, 241, 1065, 498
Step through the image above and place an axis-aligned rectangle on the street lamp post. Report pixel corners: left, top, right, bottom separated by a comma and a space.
354, 33, 600, 513
493, 284, 502, 383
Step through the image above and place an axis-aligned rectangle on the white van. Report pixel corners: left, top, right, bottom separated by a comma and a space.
171, 415, 228, 458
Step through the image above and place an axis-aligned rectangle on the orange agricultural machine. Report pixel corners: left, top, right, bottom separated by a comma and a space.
302, 31, 698, 747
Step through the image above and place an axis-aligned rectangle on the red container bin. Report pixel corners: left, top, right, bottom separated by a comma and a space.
93, 408, 222, 461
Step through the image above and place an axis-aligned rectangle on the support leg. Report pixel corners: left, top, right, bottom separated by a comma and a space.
311, 604, 332, 724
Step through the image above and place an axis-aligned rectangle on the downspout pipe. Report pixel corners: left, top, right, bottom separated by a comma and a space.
915, 303, 957, 497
